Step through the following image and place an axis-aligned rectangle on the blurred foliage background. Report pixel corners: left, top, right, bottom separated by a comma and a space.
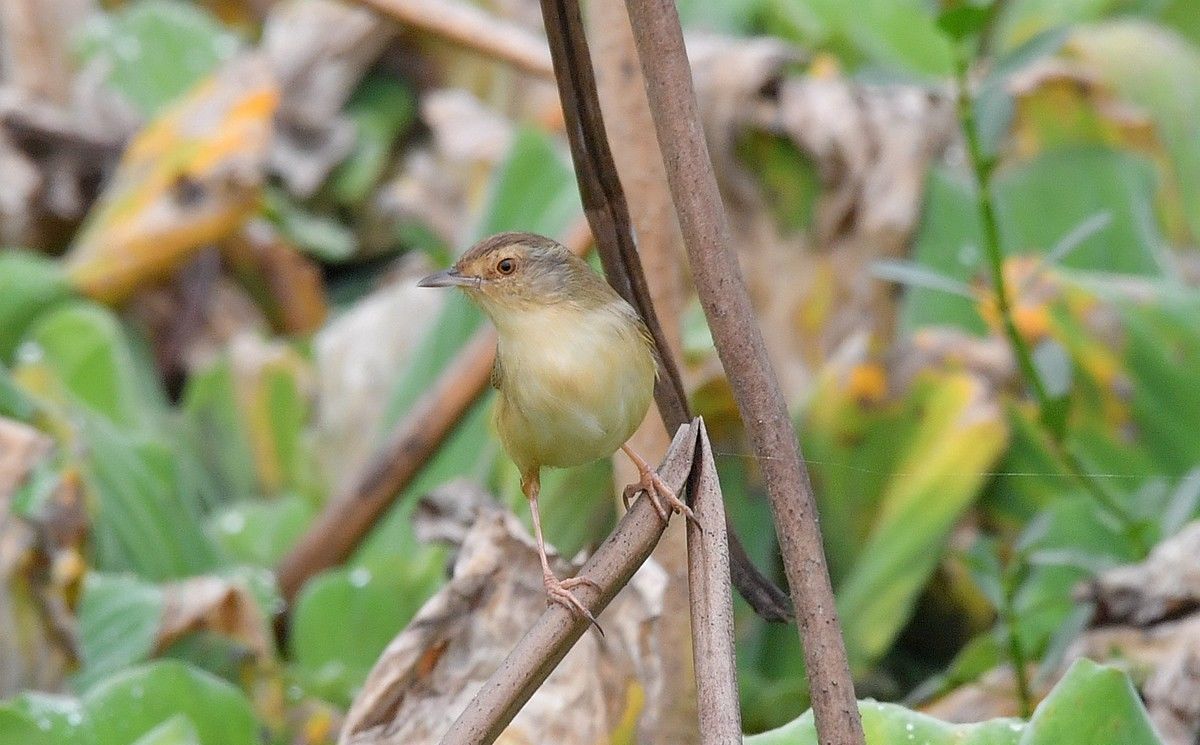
0, 0, 1198, 743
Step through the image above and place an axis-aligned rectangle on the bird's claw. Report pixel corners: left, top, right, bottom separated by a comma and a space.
623, 468, 701, 531
544, 571, 603, 635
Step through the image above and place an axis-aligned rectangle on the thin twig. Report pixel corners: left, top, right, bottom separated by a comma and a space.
439, 421, 701, 745
538, 0, 791, 622
359, 0, 553, 79
952, 25, 1138, 537
621, 1, 865, 743
686, 420, 743, 743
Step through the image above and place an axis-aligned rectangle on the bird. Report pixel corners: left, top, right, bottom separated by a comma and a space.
418, 231, 696, 627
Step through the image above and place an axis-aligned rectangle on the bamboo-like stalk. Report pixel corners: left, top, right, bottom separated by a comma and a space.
620, 1, 865, 743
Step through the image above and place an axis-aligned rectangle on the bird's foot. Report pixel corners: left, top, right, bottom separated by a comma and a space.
544, 571, 603, 634
622, 467, 701, 530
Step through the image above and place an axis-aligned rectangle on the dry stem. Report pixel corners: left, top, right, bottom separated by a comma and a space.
622, 0, 865, 742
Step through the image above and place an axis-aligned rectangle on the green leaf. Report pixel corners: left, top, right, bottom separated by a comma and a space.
330, 76, 418, 206
78, 0, 242, 117
938, 5, 992, 42
209, 495, 314, 567
130, 715, 202, 745
262, 187, 358, 263
76, 573, 164, 691
0, 661, 257, 745
85, 661, 258, 745
760, 0, 954, 77
745, 699, 1025, 745
22, 302, 165, 433
1020, 658, 1161, 745
288, 551, 443, 706
0, 250, 73, 362
81, 415, 222, 579
994, 147, 1165, 276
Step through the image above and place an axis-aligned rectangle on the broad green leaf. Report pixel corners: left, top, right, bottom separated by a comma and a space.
76, 573, 164, 691
0, 251, 73, 362
209, 495, 314, 567
80, 414, 221, 579
84, 661, 257, 745
22, 302, 164, 433
745, 661, 1160, 745
79, 0, 242, 116
759, 0, 954, 77
0, 661, 257, 745
994, 147, 1163, 275
745, 699, 1025, 745
1020, 658, 1161, 745
288, 551, 443, 706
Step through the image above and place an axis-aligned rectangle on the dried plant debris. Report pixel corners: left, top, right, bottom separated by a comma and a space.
684, 38, 957, 399
262, 0, 393, 197
64, 53, 279, 304
155, 575, 273, 659
313, 253, 446, 489
1082, 520, 1200, 626
369, 89, 515, 250
1059, 522, 1200, 744
341, 498, 669, 745
0, 417, 84, 696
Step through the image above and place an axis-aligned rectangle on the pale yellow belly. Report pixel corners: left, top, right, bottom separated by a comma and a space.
492, 309, 655, 474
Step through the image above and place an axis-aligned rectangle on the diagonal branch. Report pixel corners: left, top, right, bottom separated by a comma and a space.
621, 0, 865, 743
438, 421, 700, 745
359, 0, 553, 78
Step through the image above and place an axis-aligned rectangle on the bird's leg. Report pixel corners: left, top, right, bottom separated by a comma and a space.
522, 471, 602, 632
620, 444, 700, 529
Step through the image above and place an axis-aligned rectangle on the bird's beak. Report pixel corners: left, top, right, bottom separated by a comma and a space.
417, 268, 478, 288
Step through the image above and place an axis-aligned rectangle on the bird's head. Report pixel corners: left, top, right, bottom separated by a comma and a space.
418, 231, 606, 314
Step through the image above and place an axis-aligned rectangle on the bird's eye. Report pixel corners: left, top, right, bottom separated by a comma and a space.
497, 258, 516, 275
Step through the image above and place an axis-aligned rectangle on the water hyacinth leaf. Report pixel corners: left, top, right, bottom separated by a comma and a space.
1020, 658, 1161, 745
289, 552, 444, 706
84, 661, 258, 745
209, 495, 314, 567
745, 660, 1159, 744
80, 415, 222, 580
745, 699, 1026, 745
76, 573, 164, 692
0, 661, 257, 745
22, 302, 164, 434
79, 0, 243, 117
0, 252, 73, 362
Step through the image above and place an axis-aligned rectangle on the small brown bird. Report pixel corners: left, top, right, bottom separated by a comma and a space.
419, 231, 694, 625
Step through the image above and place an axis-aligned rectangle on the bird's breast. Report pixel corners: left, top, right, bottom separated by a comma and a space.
492, 304, 656, 472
